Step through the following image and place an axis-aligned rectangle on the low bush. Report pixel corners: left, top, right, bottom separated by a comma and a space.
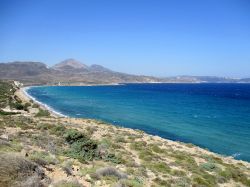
0, 153, 45, 187
85, 126, 98, 135
29, 151, 58, 166
50, 125, 66, 136
193, 176, 211, 186
130, 141, 147, 151
146, 162, 171, 174
63, 129, 98, 162
199, 162, 218, 172
0, 81, 15, 108
62, 166, 73, 176
116, 178, 143, 187
52, 180, 82, 187
103, 153, 123, 164
35, 109, 50, 117
218, 167, 250, 186
23, 102, 31, 111
10, 102, 24, 110
115, 135, 127, 143
37, 123, 54, 130
95, 167, 127, 179
171, 177, 191, 186
171, 169, 186, 176
32, 103, 40, 108
0, 139, 22, 152
149, 144, 163, 153
138, 150, 155, 161
153, 177, 170, 187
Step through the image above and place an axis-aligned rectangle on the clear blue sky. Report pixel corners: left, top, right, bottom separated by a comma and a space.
0, 0, 249, 77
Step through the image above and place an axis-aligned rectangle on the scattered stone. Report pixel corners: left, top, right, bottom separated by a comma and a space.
85, 174, 91, 181
0, 134, 9, 140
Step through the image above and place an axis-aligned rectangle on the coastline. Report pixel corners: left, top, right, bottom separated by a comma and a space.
17, 85, 250, 166
20, 86, 66, 117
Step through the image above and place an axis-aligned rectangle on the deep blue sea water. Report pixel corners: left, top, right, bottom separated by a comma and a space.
27, 84, 250, 162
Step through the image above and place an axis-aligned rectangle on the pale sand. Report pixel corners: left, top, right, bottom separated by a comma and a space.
19, 87, 65, 117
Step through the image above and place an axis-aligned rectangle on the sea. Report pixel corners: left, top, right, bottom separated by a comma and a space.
26, 83, 250, 162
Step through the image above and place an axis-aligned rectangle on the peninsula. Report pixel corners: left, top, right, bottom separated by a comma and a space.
1, 59, 249, 86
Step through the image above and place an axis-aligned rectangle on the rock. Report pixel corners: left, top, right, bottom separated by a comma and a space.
0, 134, 9, 140
85, 174, 91, 181
95, 180, 101, 185
20, 149, 29, 157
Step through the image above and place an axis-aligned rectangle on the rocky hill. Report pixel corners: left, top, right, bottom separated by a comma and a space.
0, 59, 249, 85
52, 59, 89, 72
0, 59, 162, 85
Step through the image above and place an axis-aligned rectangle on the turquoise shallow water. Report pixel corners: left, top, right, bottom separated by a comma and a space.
27, 84, 250, 162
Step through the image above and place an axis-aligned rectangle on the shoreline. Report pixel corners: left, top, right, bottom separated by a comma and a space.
18, 85, 250, 166
20, 86, 66, 117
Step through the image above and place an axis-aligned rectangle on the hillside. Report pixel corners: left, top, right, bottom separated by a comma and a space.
1, 59, 249, 85
0, 59, 162, 85
0, 80, 250, 187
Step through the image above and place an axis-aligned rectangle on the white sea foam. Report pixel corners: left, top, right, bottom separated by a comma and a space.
232, 153, 241, 158
22, 86, 67, 117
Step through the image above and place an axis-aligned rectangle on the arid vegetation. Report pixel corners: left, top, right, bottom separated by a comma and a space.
0, 80, 250, 186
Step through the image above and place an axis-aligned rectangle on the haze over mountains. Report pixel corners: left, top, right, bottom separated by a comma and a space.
0, 59, 249, 85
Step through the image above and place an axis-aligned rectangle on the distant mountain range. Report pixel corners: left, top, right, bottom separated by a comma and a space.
0, 59, 249, 85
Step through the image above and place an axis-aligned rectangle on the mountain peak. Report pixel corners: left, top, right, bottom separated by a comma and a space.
52, 59, 88, 70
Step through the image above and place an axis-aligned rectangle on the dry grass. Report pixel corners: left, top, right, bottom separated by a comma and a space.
52, 180, 82, 187
95, 167, 127, 179
0, 153, 46, 187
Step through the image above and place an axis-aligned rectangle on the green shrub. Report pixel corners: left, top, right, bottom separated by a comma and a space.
130, 141, 147, 151
11, 102, 24, 110
147, 162, 171, 174
218, 167, 250, 186
63, 129, 122, 164
153, 177, 170, 187
115, 136, 127, 143
199, 162, 218, 172
193, 176, 211, 186
85, 126, 97, 135
23, 102, 31, 111
149, 144, 163, 153
37, 123, 53, 130
32, 103, 39, 108
200, 173, 217, 186
35, 109, 50, 117
0, 81, 16, 108
53, 180, 82, 187
0, 139, 22, 152
172, 177, 191, 186
29, 151, 58, 166
63, 129, 98, 162
116, 179, 143, 187
103, 153, 123, 164
138, 150, 155, 161
64, 129, 86, 144
50, 125, 66, 136
171, 169, 186, 176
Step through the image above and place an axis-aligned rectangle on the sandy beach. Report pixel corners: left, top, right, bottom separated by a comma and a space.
19, 87, 66, 117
